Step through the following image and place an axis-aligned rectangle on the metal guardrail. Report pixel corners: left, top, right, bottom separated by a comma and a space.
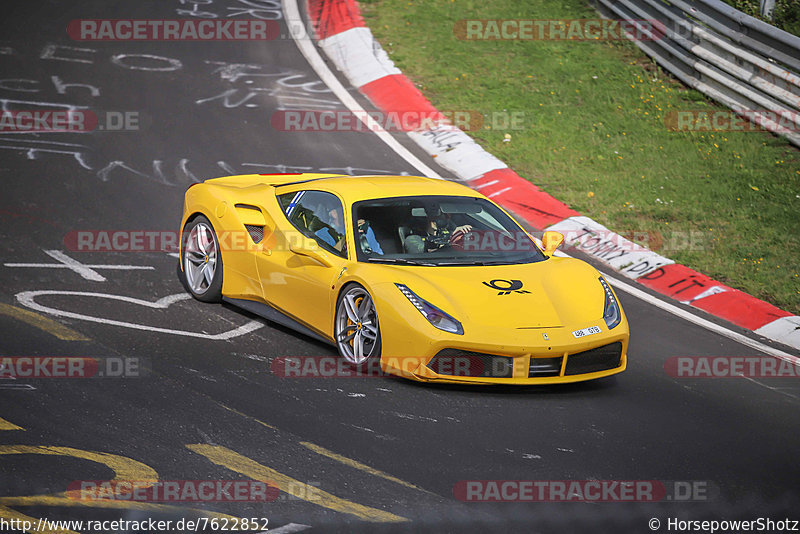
590, 0, 800, 146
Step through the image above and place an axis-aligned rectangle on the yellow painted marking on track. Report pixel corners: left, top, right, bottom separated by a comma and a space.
0, 445, 246, 525
300, 441, 434, 495
0, 417, 24, 431
0, 504, 78, 534
187, 444, 408, 523
0, 304, 88, 341
0, 445, 157, 485
0, 445, 158, 501
218, 403, 276, 430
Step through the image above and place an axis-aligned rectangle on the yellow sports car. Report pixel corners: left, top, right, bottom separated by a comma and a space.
178, 173, 628, 384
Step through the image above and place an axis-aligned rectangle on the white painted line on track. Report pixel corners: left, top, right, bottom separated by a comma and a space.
487, 187, 513, 198
42, 250, 106, 281
15, 291, 263, 340
4, 250, 154, 282
0, 383, 36, 391
474, 180, 499, 189
739, 375, 799, 401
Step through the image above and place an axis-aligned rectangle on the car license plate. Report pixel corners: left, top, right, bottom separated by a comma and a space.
572, 325, 602, 338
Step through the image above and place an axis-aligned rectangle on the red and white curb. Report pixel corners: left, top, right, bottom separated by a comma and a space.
304, 0, 799, 351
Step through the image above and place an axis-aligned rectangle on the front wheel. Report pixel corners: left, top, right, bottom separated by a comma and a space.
180, 215, 223, 302
335, 285, 381, 367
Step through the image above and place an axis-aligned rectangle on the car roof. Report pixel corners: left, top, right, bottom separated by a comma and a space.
277, 175, 482, 202
202, 173, 485, 203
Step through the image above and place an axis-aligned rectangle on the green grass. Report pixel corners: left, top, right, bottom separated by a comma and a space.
360, 0, 800, 315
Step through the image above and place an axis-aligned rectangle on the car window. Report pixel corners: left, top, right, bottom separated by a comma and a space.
277, 190, 347, 258
352, 195, 545, 265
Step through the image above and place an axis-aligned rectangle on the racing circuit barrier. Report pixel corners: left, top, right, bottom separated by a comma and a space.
589, 0, 800, 147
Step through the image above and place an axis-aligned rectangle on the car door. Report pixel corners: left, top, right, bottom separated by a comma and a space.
255, 189, 349, 339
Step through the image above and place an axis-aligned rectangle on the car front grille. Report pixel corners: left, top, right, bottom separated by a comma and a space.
564, 342, 623, 375
427, 342, 622, 379
528, 356, 563, 377
427, 349, 514, 378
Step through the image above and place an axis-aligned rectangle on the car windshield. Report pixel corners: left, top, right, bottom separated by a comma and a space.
352, 195, 546, 266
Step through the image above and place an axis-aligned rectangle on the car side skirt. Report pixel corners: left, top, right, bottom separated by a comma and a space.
223, 297, 334, 346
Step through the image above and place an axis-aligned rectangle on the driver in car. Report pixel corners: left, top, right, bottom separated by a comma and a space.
404, 209, 472, 253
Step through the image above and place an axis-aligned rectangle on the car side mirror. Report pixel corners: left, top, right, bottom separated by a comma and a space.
290, 241, 333, 267
541, 231, 564, 257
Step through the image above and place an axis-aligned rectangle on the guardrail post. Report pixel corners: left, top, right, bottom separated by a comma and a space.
760, 0, 775, 20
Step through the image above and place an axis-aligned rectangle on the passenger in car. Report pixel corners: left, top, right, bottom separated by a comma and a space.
314, 204, 346, 253
357, 219, 384, 255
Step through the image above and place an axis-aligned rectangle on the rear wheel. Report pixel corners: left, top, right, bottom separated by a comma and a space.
335, 285, 381, 367
181, 216, 223, 302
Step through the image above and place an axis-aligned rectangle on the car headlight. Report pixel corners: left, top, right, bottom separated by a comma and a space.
599, 276, 621, 329
395, 283, 464, 335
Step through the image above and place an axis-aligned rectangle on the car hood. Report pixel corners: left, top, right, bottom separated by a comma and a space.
376, 257, 606, 330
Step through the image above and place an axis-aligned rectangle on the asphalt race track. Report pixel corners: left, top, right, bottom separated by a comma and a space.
1, 1, 799, 533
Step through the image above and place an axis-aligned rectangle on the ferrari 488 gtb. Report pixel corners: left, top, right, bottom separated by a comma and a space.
179, 173, 629, 384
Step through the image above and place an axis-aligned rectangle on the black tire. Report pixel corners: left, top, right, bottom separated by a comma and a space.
180, 215, 223, 303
